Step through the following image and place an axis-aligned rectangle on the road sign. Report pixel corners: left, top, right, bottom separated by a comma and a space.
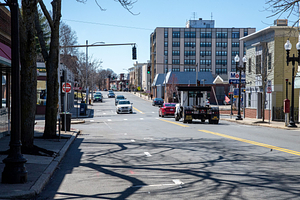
267, 80, 272, 93
62, 82, 72, 93
73, 87, 82, 91
233, 88, 239, 98
229, 72, 246, 84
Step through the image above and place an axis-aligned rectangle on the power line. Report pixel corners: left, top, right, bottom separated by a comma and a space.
63, 19, 153, 31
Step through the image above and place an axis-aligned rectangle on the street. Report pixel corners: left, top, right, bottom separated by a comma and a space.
37, 92, 300, 199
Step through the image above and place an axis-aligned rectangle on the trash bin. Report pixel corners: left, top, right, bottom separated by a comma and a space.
60, 113, 71, 131
80, 103, 87, 116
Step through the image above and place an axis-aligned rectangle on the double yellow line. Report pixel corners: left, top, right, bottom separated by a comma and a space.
133, 107, 144, 114
199, 130, 300, 156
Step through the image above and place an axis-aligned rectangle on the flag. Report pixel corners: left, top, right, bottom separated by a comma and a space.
225, 95, 230, 104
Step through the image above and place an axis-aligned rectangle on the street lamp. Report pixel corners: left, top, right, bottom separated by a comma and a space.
284, 39, 299, 127
86, 41, 105, 104
235, 55, 246, 120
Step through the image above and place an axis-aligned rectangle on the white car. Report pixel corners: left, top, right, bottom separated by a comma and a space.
116, 100, 133, 114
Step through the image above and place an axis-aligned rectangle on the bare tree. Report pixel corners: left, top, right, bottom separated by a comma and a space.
265, 0, 300, 26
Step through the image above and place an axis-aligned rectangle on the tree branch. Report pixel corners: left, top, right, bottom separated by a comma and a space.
35, 9, 49, 61
38, 0, 54, 30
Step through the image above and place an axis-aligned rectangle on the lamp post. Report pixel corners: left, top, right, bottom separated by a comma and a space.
86, 41, 105, 104
235, 55, 246, 120
284, 39, 299, 127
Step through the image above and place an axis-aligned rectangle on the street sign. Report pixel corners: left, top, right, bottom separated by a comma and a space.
73, 87, 82, 91
62, 82, 72, 93
267, 80, 272, 93
229, 72, 246, 84
233, 88, 239, 98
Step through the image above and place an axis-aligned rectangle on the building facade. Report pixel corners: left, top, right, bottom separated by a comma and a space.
150, 18, 256, 80
241, 23, 300, 121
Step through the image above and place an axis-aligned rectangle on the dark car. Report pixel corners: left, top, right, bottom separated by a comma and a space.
152, 98, 164, 106
123, 88, 129, 92
115, 95, 126, 105
93, 94, 102, 102
108, 92, 115, 98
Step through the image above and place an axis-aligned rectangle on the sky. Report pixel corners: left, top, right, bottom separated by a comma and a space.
27, 1, 300, 75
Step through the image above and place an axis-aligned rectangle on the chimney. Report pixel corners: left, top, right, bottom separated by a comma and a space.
274, 19, 288, 26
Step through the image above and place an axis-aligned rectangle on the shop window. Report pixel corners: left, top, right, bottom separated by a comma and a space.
37, 80, 47, 105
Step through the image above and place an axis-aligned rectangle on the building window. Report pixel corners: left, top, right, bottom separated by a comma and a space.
216, 42, 227, 47
172, 50, 180, 56
248, 58, 252, 73
216, 51, 227, 56
164, 50, 168, 56
232, 42, 240, 47
200, 68, 211, 72
200, 32, 212, 38
200, 51, 211, 56
244, 30, 248, 36
172, 59, 180, 64
184, 59, 196, 65
256, 55, 261, 74
165, 59, 168, 64
248, 93, 251, 107
200, 60, 211, 65
200, 42, 211, 47
172, 67, 180, 72
184, 67, 196, 72
172, 31, 180, 38
184, 51, 196, 56
37, 80, 47, 105
172, 42, 180, 47
268, 53, 272, 70
184, 32, 196, 38
216, 60, 227, 65
164, 42, 168, 47
184, 42, 196, 47
232, 32, 240, 38
164, 31, 168, 38
215, 68, 227, 74
216, 32, 228, 38
232, 51, 239, 56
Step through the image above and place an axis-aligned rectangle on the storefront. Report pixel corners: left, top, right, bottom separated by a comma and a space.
36, 62, 47, 115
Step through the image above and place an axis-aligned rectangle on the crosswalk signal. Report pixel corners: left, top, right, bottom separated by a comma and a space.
132, 45, 137, 60
147, 64, 151, 74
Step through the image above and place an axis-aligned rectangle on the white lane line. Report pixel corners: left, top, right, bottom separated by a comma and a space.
140, 118, 144, 120
90, 120, 94, 122
152, 112, 155, 113
131, 139, 135, 142
124, 119, 128, 121
104, 121, 113, 130
103, 113, 106, 115
107, 119, 112, 121
144, 152, 152, 157
132, 179, 184, 188
124, 133, 127, 135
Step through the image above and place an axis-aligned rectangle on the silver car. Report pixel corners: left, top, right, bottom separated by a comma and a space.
116, 100, 133, 114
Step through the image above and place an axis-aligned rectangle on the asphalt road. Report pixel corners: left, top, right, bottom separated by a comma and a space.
37, 91, 300, 200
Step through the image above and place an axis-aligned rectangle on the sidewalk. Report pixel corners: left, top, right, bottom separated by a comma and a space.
0, 120, 83, 199
221, 114, 300, 130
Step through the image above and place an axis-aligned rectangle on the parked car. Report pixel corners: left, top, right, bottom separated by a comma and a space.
108, 91, 115, 98
159, 103, 176, 117
116, 100, 133, 114
104, 89, 108, 91
95, 91, 102, 95
152, 98, 164, 106
115, 95, 126, 105
123, 88, 129, 92
93, 94, 102, 102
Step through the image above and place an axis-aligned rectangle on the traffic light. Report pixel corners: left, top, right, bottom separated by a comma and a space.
147, 64, 151, 74
197, 80, 200, 86
132, 45, 137, 60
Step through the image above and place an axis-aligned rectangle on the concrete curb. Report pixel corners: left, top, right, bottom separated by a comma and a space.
29, 130, 79, 197
221, 118, 297, 130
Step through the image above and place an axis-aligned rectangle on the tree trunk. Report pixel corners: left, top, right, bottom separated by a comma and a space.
20, 0, 37, 149
43, 1, 61, 138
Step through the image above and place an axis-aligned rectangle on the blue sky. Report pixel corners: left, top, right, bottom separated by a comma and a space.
44, 1, 298, 74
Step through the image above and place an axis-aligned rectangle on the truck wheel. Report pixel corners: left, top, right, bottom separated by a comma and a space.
183, 120, 187, 123
201, 119, 205, 123
214, 120, 219, 124
209, 119, 213, 124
